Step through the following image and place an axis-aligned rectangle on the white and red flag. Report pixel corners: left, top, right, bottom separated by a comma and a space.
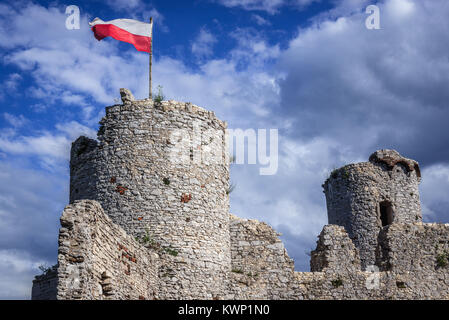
89, 18, 152, 53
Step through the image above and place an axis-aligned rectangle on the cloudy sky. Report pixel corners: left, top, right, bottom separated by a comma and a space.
1, 0, 449, 299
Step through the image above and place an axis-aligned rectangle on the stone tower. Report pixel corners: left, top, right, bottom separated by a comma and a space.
322, 149, 422, 269
69, 89, 230, 299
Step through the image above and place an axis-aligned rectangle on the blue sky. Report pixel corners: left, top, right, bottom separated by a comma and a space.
1, 0, 449, 299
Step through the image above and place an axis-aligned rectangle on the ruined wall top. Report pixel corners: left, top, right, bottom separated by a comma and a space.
111, 88, 227, 129
369, 149, 421, 181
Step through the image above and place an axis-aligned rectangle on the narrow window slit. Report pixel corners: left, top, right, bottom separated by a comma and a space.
379, 201, 394, 226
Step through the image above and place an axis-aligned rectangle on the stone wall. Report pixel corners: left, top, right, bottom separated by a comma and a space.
56, 200, 159, 300
227, 215, 295, 299
69, 89, 230, 298
32, 200, 449, 300
70, 136, 98, 203
310, 225, 360, 273
31, 265, 58, 300
323, 149, 422, 269
292, 223, 449, 299
377, 222, 449, 272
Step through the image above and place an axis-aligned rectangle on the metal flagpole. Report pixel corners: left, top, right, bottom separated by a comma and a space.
149, 17, 153, 99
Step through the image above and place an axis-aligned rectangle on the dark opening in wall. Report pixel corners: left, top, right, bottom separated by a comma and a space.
379, 201, 394, 226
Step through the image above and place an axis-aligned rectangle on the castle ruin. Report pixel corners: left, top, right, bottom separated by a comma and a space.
32, 89, 449, 299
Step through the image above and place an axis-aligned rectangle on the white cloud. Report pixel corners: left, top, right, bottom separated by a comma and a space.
0, 120, 96, 170
191, 28, 217, 59
4, 73, 22, 90
228, 135, 362, 269
216, 0, 320, 14
277, 0, 449, 163
420, 164, 449, 222
251, 14, 271, 26
0, 249, 53, 299
106, 0, 143, 10
0, 160, 66, 299
294, 0, 320, 6
3, 113, 28, 128
0, 3, 280, 119
269, 0, 449, 259
55, 121, 97, 141
312, 0, 370, 21
104, 1, 168, 32
386, 0, 415, 19
0, 133, 70, 160
227, 0, 449, 268
217, 0, 284, 14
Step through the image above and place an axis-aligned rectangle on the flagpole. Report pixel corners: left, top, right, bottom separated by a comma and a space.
149, 17, 153, 99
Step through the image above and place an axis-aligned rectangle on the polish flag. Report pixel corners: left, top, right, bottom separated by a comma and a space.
89, 18, 152, 53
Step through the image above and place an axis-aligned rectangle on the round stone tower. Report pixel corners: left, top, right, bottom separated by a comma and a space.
70, 88, 230, 299
322, 149, 422, 269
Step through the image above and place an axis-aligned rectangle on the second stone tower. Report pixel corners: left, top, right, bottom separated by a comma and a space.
322, 149, 422, 269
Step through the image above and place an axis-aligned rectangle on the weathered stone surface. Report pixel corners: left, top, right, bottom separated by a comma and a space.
369, 149, 421, 179
310, 225, 360, 273
227, 215, 294, 299
120, 88, 135, 104
55, 200, 159, 300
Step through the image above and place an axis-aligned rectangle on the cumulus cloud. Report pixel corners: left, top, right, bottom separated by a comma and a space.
420, 164, 449, 222
104, 1, 167, 32
0, 162, 66, 299
106, 0, 143, 10
191, 28, 217, 59
0, 133, 69, 160
229, 135, 363, 269
294, 0, 320, 7
3, 73, 22, 90
0, 120, 97, 171
55, 121, 97, 141
216, 0, 285, 14
0, 249, 54, 299
216, 0, 320, 13
251, 14, 271, 26
0, 3, 281, 121
3, 113, 28, 128
0, 3, 158, 106
257, 0, 449, 265
277, 0, 449, 166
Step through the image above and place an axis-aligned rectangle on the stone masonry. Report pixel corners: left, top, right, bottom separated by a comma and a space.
69, 89, 229, 298
32, 89, 449, 299
322, 149, 422, 269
